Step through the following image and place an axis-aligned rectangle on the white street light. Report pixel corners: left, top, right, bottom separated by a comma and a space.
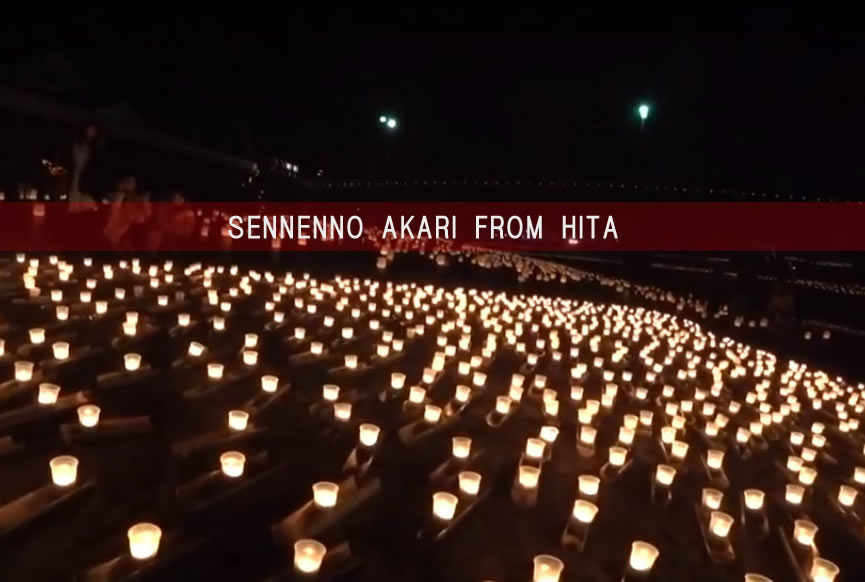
637, 104, 650, 130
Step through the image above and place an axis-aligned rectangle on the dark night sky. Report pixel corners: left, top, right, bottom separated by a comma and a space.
1, 5, 864, 194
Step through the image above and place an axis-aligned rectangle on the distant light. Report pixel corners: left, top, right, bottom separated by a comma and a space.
638, 104, 650, 120
386, 118, 397, 129
379, 115, 387, 123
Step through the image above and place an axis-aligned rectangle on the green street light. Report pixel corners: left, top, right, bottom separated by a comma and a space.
637, 104, 650, 130
379, 115, 398, 130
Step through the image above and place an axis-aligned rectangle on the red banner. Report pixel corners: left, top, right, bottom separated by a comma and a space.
4, 201, 865, 251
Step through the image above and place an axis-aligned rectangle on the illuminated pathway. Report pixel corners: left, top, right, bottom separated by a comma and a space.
0, 253, 860, 582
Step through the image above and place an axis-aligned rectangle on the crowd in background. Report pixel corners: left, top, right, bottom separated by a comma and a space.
1, 121, 197, 250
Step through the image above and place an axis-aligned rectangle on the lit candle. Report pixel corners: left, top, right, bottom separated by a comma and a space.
29, 328, 45, 344
452, 436, 472, 459
409, 385, 426, 404
52, 341, 70, 360
709, 511, 734, 538
220, 451, 246, 478
359, 423, 380, 447
333, 402, 352, 421
245, 333, 259, 348
424, 404, 442, 423
207, 363, 224, 380
670, 440, 689, 461
518, 465, 540, 488
15, 360, 34, 382
525, 437, 546, 459
702, 488, 723, 510
432, 491, 458, 520
128, 523, 162, 560
177, 313, 190, 327
95, 300, 107, 314
798, 466, 817, 486
323, 384, 340, 402
744, 489, 765, 511
242, 350, 258, 366
74, 404, 101, 428
793, 519, 818, 546
188, 342, 205, 357
228, 410, 249, 431
661, 426, 676, 445
809, 558, 840, 582
640, 409, 653, 426
494, 395, 512, 415
572, 499, 599, 524
785, 484, 804, 505
581, 426, 598, 446
655, 464, 676, 486
49, 455, 79, 486
390, 373, 406, 390
839, 484, 857, 507
578, 475, 600, 497
532, 554, 564, 582
38, 382, 60, 404
459, 470, 482, 495
473, 371, 487, 388
455, 384, 472, 403
313, 481, 339, 508
629, 541, 660, 573
706, 449, 724, 471
609, 446, 627, 467
294, 539, 326, 574
745, 574, 773, 582
122, 321, 138, 336
540, 425, 560, 444
261, 374, 279, 393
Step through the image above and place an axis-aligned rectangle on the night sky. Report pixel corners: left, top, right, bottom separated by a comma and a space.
1, 6, 863, 195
